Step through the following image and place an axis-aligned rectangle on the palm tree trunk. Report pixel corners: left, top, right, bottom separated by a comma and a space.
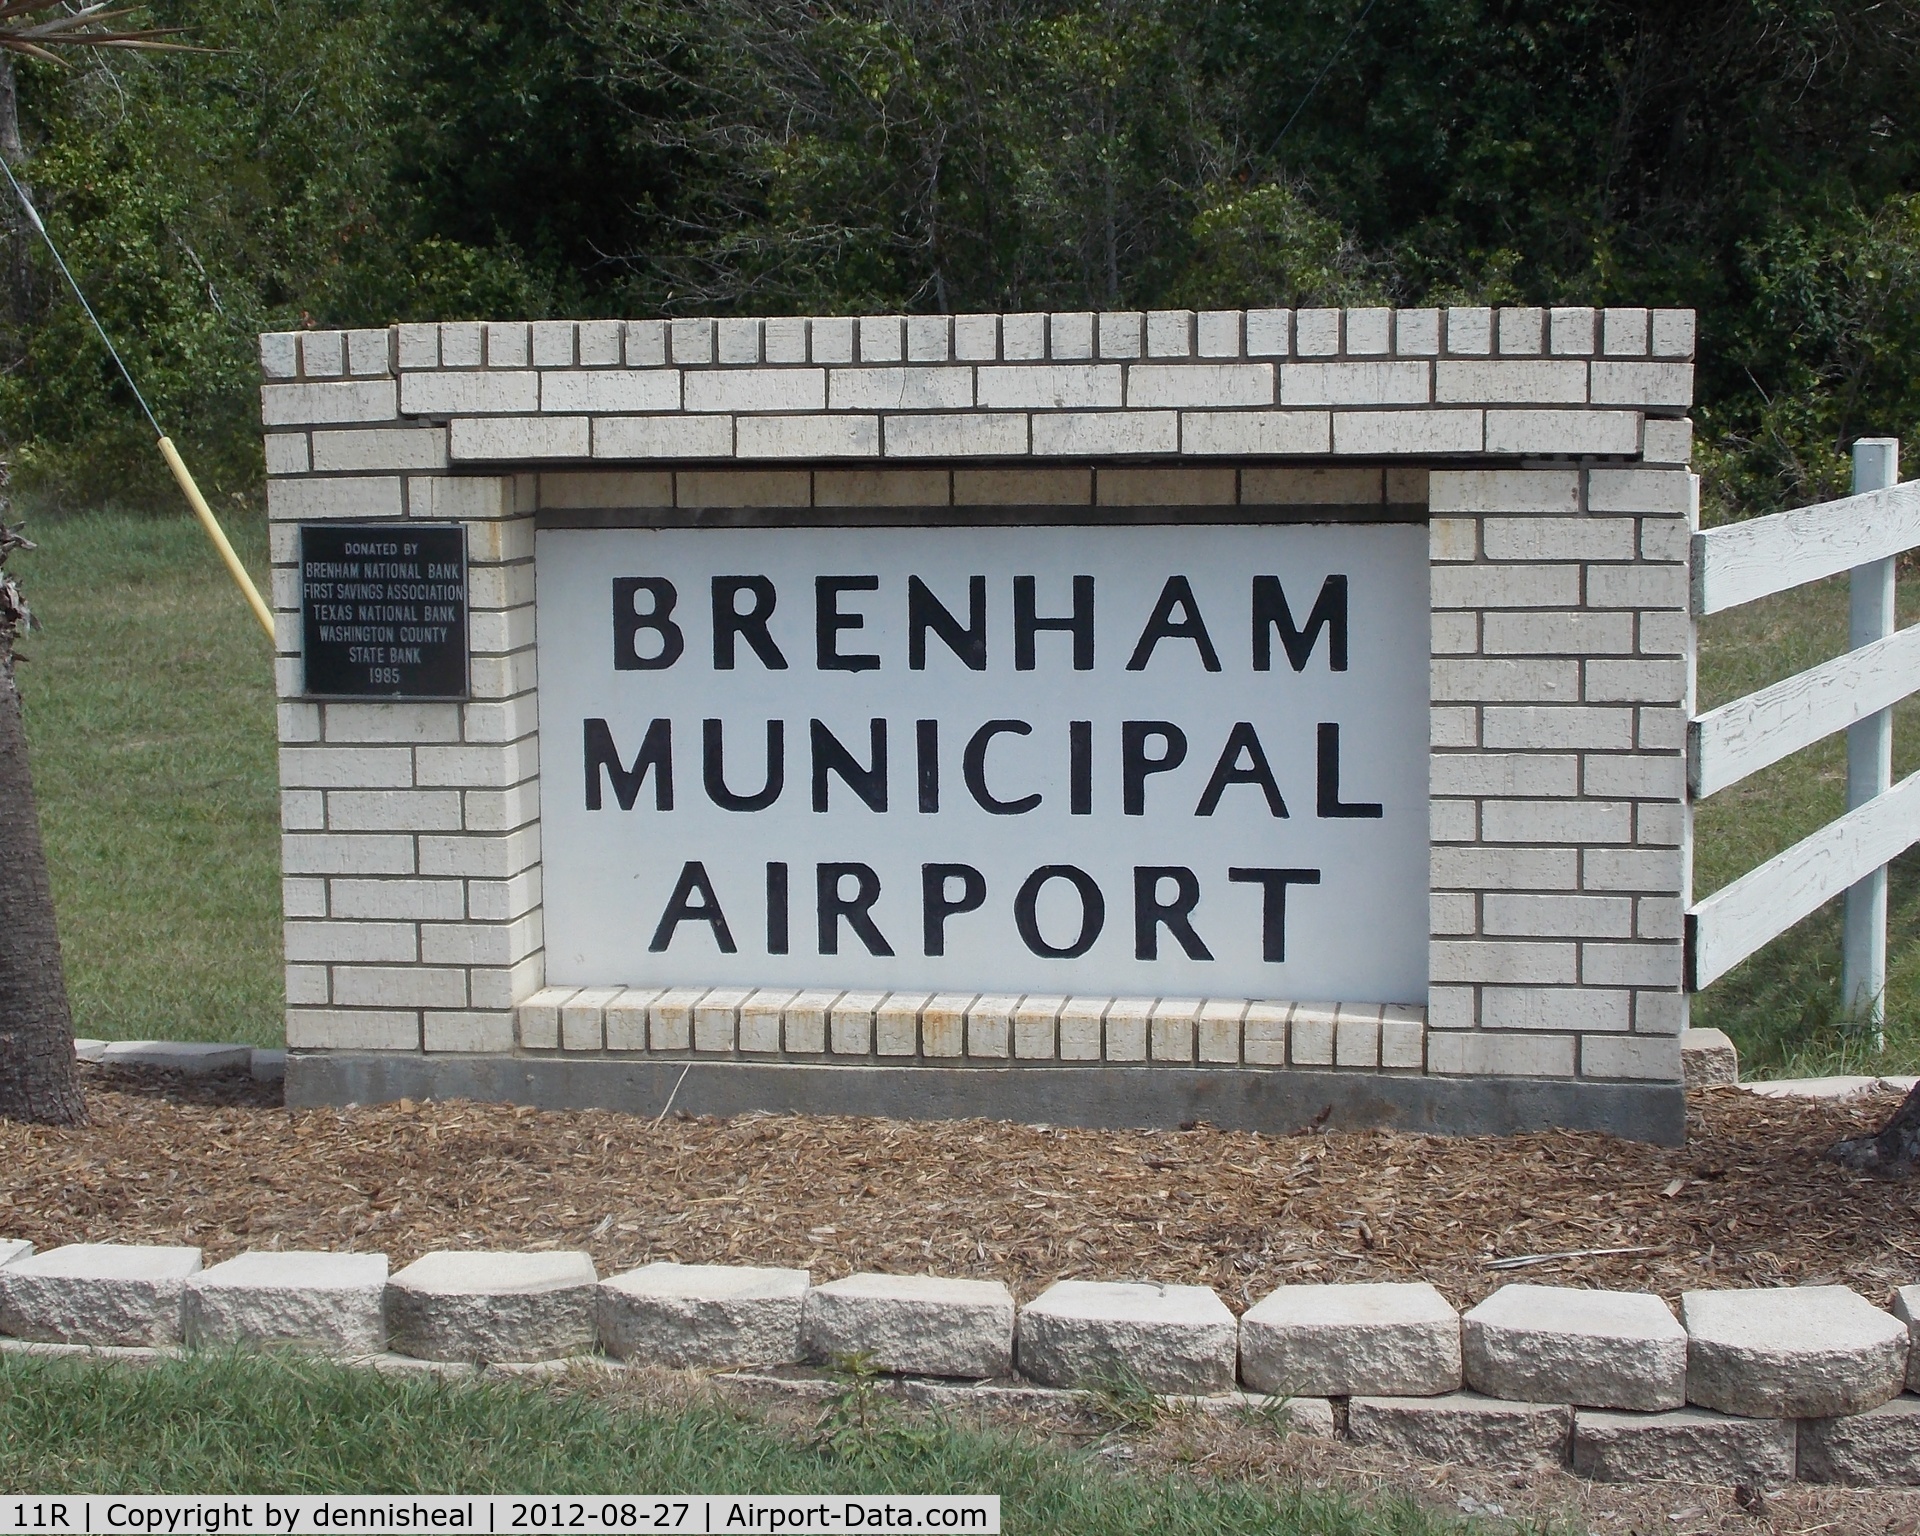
0, 633, 85, 1126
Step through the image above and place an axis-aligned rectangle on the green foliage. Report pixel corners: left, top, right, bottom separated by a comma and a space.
4, 0, 1920, 507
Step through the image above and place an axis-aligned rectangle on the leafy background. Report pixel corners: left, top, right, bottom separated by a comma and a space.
3, 0, 1920, 518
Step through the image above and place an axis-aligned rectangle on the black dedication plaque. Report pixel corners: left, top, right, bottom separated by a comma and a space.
300, 523, 469, 699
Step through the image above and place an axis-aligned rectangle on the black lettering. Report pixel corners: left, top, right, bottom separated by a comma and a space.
908, 575, 986, 670
1229, 867, 1320, 962
713, 576, 788, 670
1134, 865, 1213, 961
1195, 722, 1289, 817
818, 862, 893, 955
767, 861, 789, 954
703, 719, 784, 811
1014, 575, 1094, 670
1122, 721, 1187, 815
648, 861, 736, 953
584, 717, 671, 811
811, 719, 888, 811
917, 719, 939, 813
963, 719, 1041, 814
921, 863, 987, 955
1069, 720, 1092, 815
1126, 575, 1221, 672
1317, 722, 1383, 818
1014, 866, 1105, 958
613, 577, 684, 670
1253, 575, 1348, 671
816, 576, 880, 671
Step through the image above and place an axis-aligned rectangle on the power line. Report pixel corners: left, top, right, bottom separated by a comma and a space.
1269, 0, 1381, 156
1, 151, 164, 438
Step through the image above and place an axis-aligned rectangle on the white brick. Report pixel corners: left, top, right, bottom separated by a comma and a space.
1431, 940, 1578, 985
1485, 410, 1638, 456
285, 963, 329, 1003
404, 475, 513, 523
1582, 753, 1682, 798
518, 986, 571, 1049
1481, 798, 1632, 844
283, 875, 326, 916
1496, 308, 1544, 355
1588, 468, 1694, 514
425, 1011, 514, 1052
1392, 308, 1438, 355
1381, 1009, 1425, 1068
449, 416, 588, 461
1427, 986, 1475, 1031
1432, 847, 1579, 891
1280, 361, 1427, 407
715, 317, 761, 364
1430, 707, 1478, 747
417, 741, 538, 791
286, 1009, 419, 1051
1637, 897, 1685, 940
1635, 992, 1687, 1035
1590, 362, 1692, 408
327, 788, 462, 832
829, 991, 878, 1055
1194, 998, 1243, 1063
1437, 360, 1584, 403
267, 476, 403, 521
1244, 309, 1290, 357
1483, 986, 1630, 1032
1195, 311, 1241, 358
666, 319, 711, 364
1587, 659, 1685, 704
1032, 411, 1176, 456
539, 371, 680, 414
466, 867, 541, 922
400, 372, 538, 416
265, 434, 310, 476
921, 993, 973, 1057
1145, 310, 1193, 357
1242, 1002, 1288, 1064
1642, 418, 1693, 465
680, 368, 823, 413
1650, 310, 1695, 358
1104, 998, 1151, 1060
953, 314, 998, 361
1290, 1005, 1334, 1064
329, 879, 465, 922
1430, 563, 1581, 609
783, 989, 837, 1053
1433, 658, 1578, 703
1640, 519, 1690, 562
885, 413, 1027, 457
976, 364, 1121, 410
871, 991, 927, 1057
1482, 610, 1634, 655
1482, 706, 1632, 752
1048, 312, 1093, 359
260, 332, 299, 379
1446, 308, 1492, 355
858, 316, 904, 362
1057, 997, 1104, 1059
570, 320, 620, 367
1484, 517, 1636, 561
1431, 799, 1478, 841
1180, 410, 1329, 455
1333, 410, 1481, 454
1582, 943, 1681, 988
1428, 1031, 1575, 1077
1011, 995, 1062, 1059
829, 367, 972, 411
1583, 848, 1682, 892
595, 415, 732, 459
1428, 753, 1578, 797
420, 912, 541, 967
736, 414, 878, 458
484, 323, 529, 367
905, 315, 951, 362
1127, 363, 1272, 408
1430, 468, 1580, 514
281, 745, 412, 789
1335, 1005, 1381, 1066
1601, 308, 1649, 355
1345, 307, 1392, 354
284, 920, 416, 964
1149, 996, 1200, 1062
1097, 311, 1143, 358
311, 428, 447, 473
1548, 308, 1596, 356
283, 833, 414, 876
692, 986, 752, 1052
465, 953, 543, 1012
419, 826, 539, 880
998, 313, 1044, 360
431, 323, 479, 368
1294, 309, 1340, 356
1581, 1034, 1680, 1080
1484, 894, 1632, 939
301, 332, 345, 376
333, 966, 466, 1009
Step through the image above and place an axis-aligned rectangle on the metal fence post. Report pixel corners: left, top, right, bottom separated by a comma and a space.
1844, 437, 1900, 1049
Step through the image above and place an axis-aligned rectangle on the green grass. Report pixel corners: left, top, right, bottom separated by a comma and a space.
13, 502, 1920, 1076
12, 505, 283, 1047
0, 1352, 1469, 1534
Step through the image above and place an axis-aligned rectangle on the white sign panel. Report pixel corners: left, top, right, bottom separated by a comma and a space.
536, 522, 1428, 1002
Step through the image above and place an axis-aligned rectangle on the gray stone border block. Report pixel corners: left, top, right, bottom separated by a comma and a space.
1464, 1284, 1686, 1410
1239, 1281, 1460, 1397
1348, 1392, 1570, 1470
1894, 1285, 1920, 1392
1799, 1395, 1920, 1485
184, 1251, 387, 1355
802, 1273, 1014, 1379
597, 1262, 808, 1369
1571, 1407, 1794, 1484
387, 1250, 599, 1364
0, 1243, 201, 1346
0, 1240, 31, 1269
1017, 1280, 1237, 1394
1683, 1286, 1907, 1418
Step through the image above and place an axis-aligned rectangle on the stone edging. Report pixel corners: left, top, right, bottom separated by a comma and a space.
5, 1213, 1920, 1488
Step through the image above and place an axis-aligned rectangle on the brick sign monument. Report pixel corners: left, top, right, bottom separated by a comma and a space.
261, 306, 1695, 1141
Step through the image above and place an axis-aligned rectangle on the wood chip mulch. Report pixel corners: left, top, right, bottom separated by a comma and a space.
3, 1065, 1917, 1310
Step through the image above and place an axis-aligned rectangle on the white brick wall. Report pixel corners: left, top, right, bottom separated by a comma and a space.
266, 307, 1694, 1089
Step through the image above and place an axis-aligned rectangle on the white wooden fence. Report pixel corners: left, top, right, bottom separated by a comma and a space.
1686, 440, 1915, 1039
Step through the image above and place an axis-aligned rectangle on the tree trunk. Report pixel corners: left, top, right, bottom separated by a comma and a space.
1829, 1080, 1920, 1178
0, 633, 85, 1126
1, 52, 37, 352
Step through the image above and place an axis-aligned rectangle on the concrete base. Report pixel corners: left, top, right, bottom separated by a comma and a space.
285, 1055, 1687, 1144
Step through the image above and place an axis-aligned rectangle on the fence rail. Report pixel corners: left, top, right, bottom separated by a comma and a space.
1685, 440, 1910, 1023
